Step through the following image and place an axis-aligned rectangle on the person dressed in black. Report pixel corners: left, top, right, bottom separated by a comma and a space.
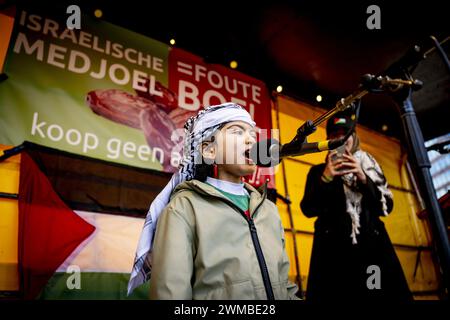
300, 111, 412, 301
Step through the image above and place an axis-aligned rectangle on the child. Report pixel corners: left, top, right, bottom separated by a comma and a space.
128, 103, 299, 300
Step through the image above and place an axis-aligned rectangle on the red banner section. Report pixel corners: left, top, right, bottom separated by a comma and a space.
168, 48, 275, 187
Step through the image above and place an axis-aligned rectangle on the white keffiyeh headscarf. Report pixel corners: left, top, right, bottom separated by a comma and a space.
341, 150, 393, 244
127, 102, 255, 295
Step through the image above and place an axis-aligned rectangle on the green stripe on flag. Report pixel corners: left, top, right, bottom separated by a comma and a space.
38, 272, 149, 300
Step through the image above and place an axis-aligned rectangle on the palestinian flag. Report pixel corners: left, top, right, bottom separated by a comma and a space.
1, 141, 171, 299
39, 210, 148, 299
333, 118, 347, 125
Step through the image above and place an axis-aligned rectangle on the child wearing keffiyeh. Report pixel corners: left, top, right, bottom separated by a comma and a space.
128, 103, 299, 300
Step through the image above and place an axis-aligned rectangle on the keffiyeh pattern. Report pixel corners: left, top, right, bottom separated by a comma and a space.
341, 150, 393, 244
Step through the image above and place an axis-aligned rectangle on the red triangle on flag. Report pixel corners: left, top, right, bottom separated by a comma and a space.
18, 152, 95, 299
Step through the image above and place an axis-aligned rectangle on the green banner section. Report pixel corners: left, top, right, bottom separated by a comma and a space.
39, 272, 149, 300
0, 9, 169, 170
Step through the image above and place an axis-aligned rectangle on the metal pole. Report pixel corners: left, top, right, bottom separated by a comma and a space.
395, 87, 450, 297
312, 89, 368, 127
273, 94, 304, 298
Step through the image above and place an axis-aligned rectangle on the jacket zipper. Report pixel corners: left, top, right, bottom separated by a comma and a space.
247, 217, 275, 300
209, 181, 275, 300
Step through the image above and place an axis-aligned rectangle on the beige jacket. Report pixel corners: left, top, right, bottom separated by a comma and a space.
149, 179, 299, 300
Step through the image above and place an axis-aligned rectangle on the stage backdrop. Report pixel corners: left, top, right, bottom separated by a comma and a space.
0, 7, 273, 186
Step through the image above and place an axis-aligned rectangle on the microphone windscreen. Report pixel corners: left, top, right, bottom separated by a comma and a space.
249, 138, 282, 167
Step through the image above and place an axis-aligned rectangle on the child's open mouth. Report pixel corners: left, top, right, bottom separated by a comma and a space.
243, 149, 255, 165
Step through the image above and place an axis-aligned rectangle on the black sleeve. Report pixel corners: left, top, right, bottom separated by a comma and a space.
300, 165, 337, 218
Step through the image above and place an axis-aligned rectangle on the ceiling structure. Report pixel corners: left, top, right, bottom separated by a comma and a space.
11, 0, 450, 140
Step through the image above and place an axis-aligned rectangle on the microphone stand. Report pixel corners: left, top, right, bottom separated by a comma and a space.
277, 35, 450, 297
281, 86, 367, 156
379, 37, 450, 297
281, 67, 428, 158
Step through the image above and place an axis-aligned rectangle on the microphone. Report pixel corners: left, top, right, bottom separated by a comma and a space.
248, 138, 282, 167
361, 73, 423, 92
252, 95, 359, 167
361, 74, 382, 91
249, 138, 346, 167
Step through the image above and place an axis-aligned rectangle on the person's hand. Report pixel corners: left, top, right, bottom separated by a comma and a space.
335, 150, 367, 184
322, 150, 344, 182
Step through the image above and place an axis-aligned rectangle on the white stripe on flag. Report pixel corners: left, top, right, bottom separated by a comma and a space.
56, 211, 144, 274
